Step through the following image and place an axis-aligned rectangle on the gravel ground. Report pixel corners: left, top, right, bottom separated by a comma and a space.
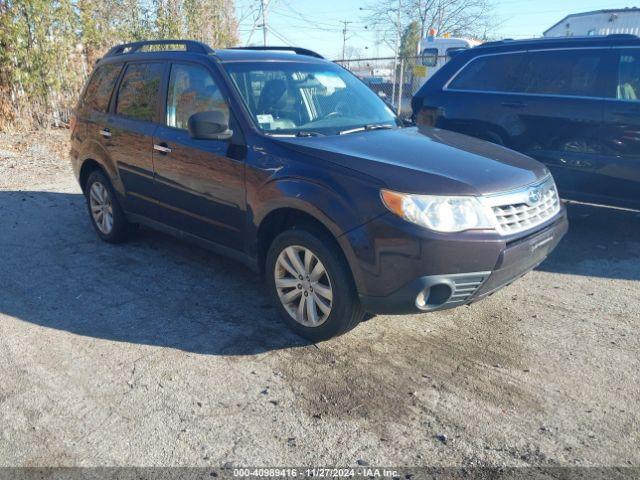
0, 130, 638, 468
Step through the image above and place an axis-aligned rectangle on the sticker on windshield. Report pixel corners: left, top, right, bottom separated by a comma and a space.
257, 114, 273, 125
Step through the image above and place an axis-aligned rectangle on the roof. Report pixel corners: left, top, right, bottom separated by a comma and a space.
476, 34, 639, 51
543, 8, 640, 36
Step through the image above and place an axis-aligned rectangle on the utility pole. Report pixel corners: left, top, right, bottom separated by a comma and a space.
261, 0, 269, 46
341, 20, 352, 61
391, 0, 402, 108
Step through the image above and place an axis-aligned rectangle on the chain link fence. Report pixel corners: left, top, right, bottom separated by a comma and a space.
50, 55, 432, 126
336, 56, 430, 118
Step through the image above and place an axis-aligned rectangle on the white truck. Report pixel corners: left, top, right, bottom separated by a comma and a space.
412, 36, 481, 93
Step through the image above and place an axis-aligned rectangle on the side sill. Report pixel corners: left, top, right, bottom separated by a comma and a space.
127, 213, 259, 273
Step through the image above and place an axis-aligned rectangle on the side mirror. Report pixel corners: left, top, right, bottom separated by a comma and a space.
188, 110, 233, 140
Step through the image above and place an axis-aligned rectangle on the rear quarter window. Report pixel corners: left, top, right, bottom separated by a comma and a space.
448, 52, 525, 92
83, 64, 122, 112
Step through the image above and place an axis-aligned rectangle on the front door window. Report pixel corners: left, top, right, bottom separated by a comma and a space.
166, 63, 229, 130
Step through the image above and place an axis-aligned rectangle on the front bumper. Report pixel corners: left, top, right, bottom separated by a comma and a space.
345, 208, 568, 315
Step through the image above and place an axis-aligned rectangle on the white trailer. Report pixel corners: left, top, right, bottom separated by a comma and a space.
544, 8, 640, 37
412, 36, 481, 93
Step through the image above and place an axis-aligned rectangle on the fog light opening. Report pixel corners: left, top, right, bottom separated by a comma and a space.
416, 283, 453, 310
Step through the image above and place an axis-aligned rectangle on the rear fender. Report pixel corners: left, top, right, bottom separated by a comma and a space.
78, 139, 123, 195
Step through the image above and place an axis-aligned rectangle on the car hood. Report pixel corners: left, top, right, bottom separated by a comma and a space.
274, 126, 549, 196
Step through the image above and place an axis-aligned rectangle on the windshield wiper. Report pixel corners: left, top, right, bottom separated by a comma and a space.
338, 124, 395, 135
267, 131, 324, 138
295, 131, 324, 137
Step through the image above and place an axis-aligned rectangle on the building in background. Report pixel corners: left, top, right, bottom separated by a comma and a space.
544, 8, 640, 37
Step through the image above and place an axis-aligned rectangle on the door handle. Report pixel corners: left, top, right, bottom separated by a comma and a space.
501, 101, 527, 109
153, 143, 172, 154
100, 128, 112, 138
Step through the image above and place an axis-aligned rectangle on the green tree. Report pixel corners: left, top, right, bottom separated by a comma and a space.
363, 0, 497, 54
155, 0, 183, 39
184, 0, 237, 47
400, 20, 421, 58
0, 0, 238, 130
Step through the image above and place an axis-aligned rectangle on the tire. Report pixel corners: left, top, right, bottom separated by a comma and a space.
84, 169, 133, 243
265, 227, 365, 342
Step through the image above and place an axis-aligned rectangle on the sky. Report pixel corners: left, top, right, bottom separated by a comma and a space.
235, 0, 633, 59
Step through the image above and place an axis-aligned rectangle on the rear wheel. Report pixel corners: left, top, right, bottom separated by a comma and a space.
266, 227, 364, 341
84, 170, 133, 243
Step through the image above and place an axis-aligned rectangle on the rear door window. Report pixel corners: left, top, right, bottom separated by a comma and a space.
448, 52, 525, 92
514, 49, 607, 97
83, 64, 122, 112
617, 50, 640, 101
115, 63, 164, 122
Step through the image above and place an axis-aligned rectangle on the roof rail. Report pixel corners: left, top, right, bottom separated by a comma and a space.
606, 33, 639, 39
478, 38, 515, 47
227, 46, 324, 59
480, 33, 639, 48
105, 39, 214, 57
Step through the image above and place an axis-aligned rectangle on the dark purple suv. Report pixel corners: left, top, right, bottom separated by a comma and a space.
70, 40, 568, 341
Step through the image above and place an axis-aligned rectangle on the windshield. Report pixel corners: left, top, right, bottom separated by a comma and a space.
224, 61, 399, 135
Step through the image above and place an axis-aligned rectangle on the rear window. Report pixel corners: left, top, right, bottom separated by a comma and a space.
83, 64, 122, 112
115, 63, 164, 122
448, 53, 525, 92
515, 50, 606, 97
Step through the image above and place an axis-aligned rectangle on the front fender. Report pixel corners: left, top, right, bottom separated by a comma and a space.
249, 174, 384, 238
249, 177, 386, 292
252, 178, 364, 238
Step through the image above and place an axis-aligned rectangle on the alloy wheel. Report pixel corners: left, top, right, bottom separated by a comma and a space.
274, 245, 333, 327
89, 181, 114, 235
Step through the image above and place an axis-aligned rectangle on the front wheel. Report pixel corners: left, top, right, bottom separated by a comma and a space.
266, 227, 364, 342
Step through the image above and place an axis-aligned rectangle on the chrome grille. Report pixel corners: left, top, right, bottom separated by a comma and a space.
483, 176, 561, 235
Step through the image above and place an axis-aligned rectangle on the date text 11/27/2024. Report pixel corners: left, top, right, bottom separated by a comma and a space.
232, 468, 401, 478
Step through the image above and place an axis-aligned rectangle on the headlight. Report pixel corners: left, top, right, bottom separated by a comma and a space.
380, 189, 494, 233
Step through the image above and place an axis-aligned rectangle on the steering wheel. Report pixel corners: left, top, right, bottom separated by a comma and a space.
324, 111, 343, 119
323, 101, 352, 119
